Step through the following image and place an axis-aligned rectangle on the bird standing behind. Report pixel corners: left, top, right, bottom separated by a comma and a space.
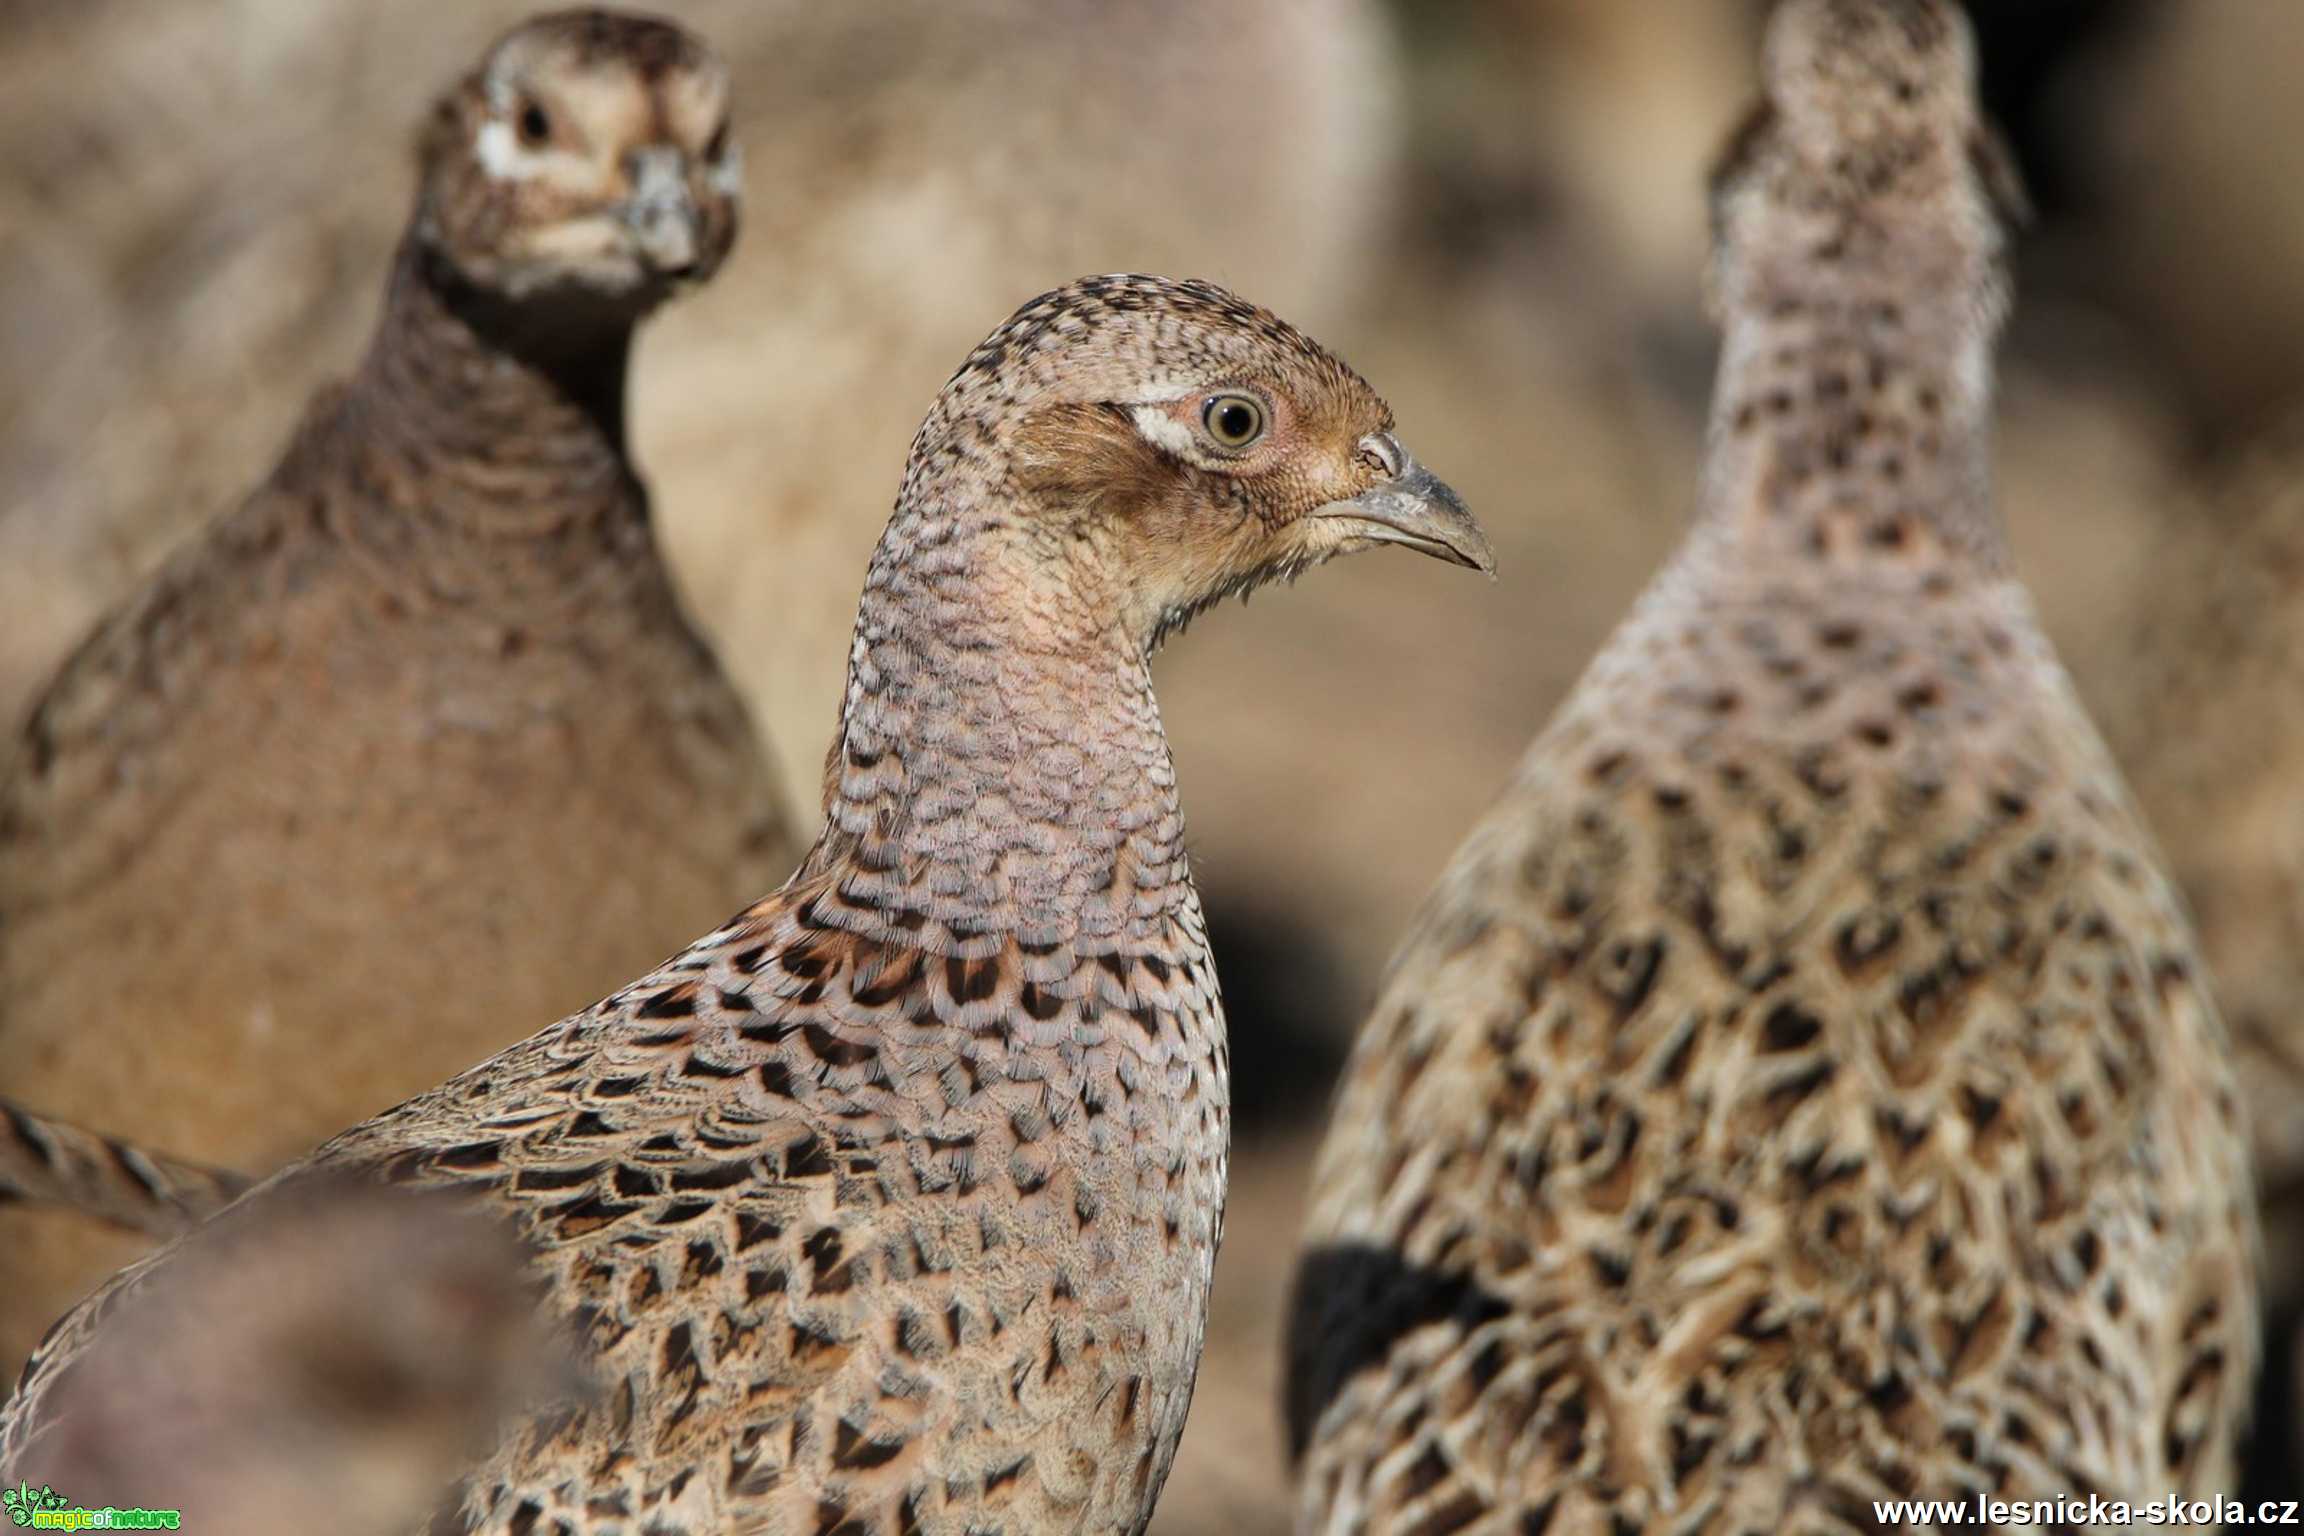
1287, 2, 2258, 1530
4, 273, 1492, 1536
0, 10, 795, 1368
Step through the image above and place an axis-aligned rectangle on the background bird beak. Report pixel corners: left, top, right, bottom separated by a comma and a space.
622, 146, 701, 275
1312, 435, 1495, 573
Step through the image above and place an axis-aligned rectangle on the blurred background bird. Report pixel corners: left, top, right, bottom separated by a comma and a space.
0, 0, 2298, 1523
1291, 0, 2258, 1523
0, 8, 795, 1374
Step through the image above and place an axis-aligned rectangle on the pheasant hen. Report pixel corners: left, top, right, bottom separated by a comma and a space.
1287, 3, 2258, 1531
4, 272, 1491, 1536
0, 8, 795, 1365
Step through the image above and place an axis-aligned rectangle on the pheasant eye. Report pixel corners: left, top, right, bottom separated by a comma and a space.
516, 100, 552, 147
1200, 393, 1267, 450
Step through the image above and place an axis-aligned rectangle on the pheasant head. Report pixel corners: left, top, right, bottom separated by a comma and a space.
892, 272, 1493, 660
823, 274, 1491, 945
414, 8, 738, 307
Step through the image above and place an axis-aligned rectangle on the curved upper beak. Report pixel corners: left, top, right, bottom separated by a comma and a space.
1311, 434, 1495, 574
621, 146, 702, 275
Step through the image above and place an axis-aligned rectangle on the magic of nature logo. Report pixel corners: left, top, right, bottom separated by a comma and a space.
4, 1486, 179, 1530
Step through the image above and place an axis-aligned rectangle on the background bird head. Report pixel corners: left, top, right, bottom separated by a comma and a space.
929, 274, 1493, 655
413, 8, 737, 307
1705, 0, 2026, 329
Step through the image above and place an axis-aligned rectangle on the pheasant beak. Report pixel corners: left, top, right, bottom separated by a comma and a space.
1310, 434, 1495, 573
621, 146, 701, 276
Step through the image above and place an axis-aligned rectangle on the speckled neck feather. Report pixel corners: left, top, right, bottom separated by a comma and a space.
1696, 36, 2012, 577
811, 448, 1185, 960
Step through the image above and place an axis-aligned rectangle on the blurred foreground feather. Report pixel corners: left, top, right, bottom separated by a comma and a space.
11, 1176, 582, 1536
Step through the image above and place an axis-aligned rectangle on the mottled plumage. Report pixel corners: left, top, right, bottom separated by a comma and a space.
1286, 4, 2258, 1531
0, 1097, 248, 1238
5, 273, 1490, 1536
0, 9, 793, 1365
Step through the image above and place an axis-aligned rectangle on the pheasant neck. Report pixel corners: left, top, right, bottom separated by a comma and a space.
335, 239, 650, 552
809, 496, 1191, 960
1690, 208, 2008, 583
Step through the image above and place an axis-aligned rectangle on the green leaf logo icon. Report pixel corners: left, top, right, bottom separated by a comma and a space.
3, 1485, 67, 1526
